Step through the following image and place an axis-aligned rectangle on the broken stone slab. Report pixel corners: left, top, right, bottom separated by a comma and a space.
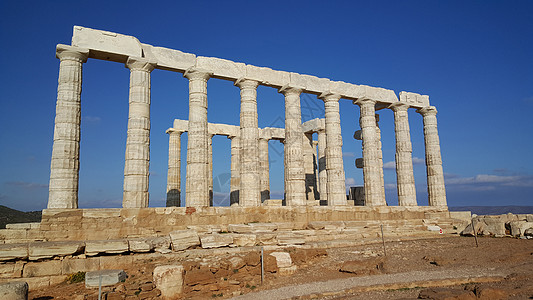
152, 236, 171, 254
153, 265, 184, 299
269, 252, 292, 268
28, 241, 85, 260
85, 240, 129, 256
85, 269, 127, 288
277, 233, 306, 246
128, 238, 154, 253
0, 244, 28, 261
169, 230, 200, 251
228, 257, 245, 269
232, 234, 256, 247
228, 224, 253, 234
248, 223, 278, 233
5, 223, 40, 230
200, 234, 234, 249
0, 281, 28, 300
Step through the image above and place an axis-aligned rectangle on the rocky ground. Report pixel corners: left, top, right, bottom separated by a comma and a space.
28, 235, 532, 299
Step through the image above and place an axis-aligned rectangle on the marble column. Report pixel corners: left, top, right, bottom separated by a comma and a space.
258, 137, 270, 202
208, 134, 214, 206
236, 79, 260, 206
279, 86, 306, 206
312, 140, 320, 200
390, 103, 417, 206
166, 129, 182, 207
122, 57, 156, 208
375, 114, 386, 203
48, 45, 89, 209
317, 128, 327, 200
355, 98, 386, 206
303, 133, 317, 201
417, 106, 447, 206
184, 69, 211, 207
229, 135, 241, 206
320, 93, 347, 206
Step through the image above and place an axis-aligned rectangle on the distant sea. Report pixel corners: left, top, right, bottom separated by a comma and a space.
449, 206, 533, 215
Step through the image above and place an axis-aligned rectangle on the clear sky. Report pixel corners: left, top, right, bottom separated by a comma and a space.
0, 0, 532, 211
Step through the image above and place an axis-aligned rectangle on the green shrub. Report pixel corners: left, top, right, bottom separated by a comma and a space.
66, 271, 85, 284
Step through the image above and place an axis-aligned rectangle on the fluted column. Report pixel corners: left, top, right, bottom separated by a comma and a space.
303, 133, 317, 201
184, 69, 211, 207
312, 140, 319, 200
229, 135, 241, 206
258, 137, 270, 202
279, 86, 306, 206
208, 134, 214, 206
48, 44, 89, 209
355, 98, 386, 206
166, 129, 182, 207
417, 106, 447, 206
375, 114, 386, 202
236, 79, 260, 206
390, 103, 417, 206
122, 57, 156, 208
317, 129, 327, 200
320, 93, 346, 206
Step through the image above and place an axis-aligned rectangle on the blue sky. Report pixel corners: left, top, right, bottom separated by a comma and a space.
0, 0, 532, 211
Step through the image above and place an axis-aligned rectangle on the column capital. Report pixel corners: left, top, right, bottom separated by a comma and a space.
235, 78, 259, 89
279, 84, 303, 95
184, 67, 212, 81
126, 57, 156, 72
417, 106, 438, 116
318, 92, 341, 102
389, 102, 410, 112
354, 98, 377, 106
166, 128, 185, 135
56, 44, 89, 62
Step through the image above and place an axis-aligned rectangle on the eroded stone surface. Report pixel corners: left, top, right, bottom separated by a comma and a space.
153, 265, 184, 299
85, 269, 126, 288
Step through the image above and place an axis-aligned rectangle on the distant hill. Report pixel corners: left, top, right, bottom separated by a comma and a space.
449, 206, 533, 215
0, 205, 42, 229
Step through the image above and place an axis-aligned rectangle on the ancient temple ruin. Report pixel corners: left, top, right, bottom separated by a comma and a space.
49, 26, 447, 212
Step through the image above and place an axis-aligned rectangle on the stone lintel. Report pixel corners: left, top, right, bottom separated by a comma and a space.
301, 118, 325, 134
399, 91, 430, 108
70, 26, 404, 105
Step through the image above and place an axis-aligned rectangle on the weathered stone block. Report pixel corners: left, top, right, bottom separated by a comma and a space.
85, 240, 129, 256
248, 223, 277, 233
0, 281, 28, 300
245, 65, 290, 88
128, 238, 154, 253
85, 269, 126, 288
269, 252, 292, 268
277, 233, 305, 245
72, 26, 142, 62
145, 46, 196, 72
153, 265, 184, 299
61, 257, 100, 274
23, 260, 62, 277
0, 263, 24, 279
232, 234, 256, 247
169, 230, 200, 251
200, 234, 233, 249
0, 244, 28, 261
196, 56, 245, 80
227, 224, 252, 233
29, 241, 84, 260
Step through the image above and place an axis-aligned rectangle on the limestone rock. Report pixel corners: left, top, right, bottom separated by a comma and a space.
0, 244, 28, 261
228, 224, 252, 234
0, 281, 28, 300
29, 241, 84, 260
128, 238, 154, 253
482, 218, 506, 236
152, 236, 171, 253
85, 269, 127, 288
85, 240, 129, 256
0, 262, 24, 279
426, 225, 442, 232
169, 230, 200, 251
200, 234, 233, 249
277, 233, 305, 245
269, 252, 292, 268
23, 260, 62, 277
248, 223, 277, 233
153, 265, 184, 299
228, 257, 245, 269
232, 234, 256, 247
